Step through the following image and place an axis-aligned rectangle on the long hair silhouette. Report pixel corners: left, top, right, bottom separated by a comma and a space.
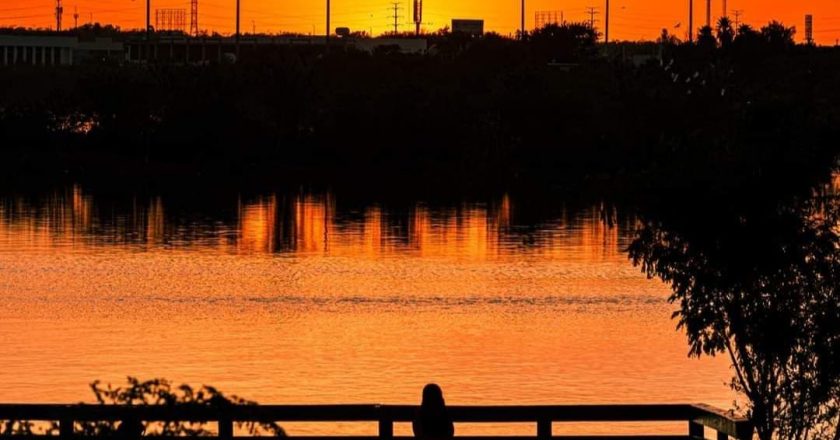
413, 384, 454, 439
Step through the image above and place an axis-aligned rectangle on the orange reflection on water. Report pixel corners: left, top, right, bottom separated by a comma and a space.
0, 186, 735, 435
239, 195, 277, 254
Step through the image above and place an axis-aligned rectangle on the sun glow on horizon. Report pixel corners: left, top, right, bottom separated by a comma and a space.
1, 0, 838, 43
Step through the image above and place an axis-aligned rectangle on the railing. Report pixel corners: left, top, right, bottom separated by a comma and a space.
0, 404, 752, 440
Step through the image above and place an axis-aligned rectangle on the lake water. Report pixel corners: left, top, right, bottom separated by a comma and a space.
0, 185, 735, 435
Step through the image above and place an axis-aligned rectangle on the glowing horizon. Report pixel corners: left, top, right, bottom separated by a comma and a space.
1, 0, 838, 43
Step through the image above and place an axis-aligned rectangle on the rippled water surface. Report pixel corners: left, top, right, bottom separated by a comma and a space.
0, 186, 735, 435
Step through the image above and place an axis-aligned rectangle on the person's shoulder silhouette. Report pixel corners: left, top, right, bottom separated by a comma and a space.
412, 384, 454, 439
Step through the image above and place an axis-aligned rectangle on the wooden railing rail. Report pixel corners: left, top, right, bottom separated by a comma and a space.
0, 404, 752, 440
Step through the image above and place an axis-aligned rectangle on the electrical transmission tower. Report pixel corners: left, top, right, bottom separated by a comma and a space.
732, 9, 742, 29
190, 0, 199, 36
586, 6, 599, 30
55, 0, 64, 31
413, 0, 422, 35
390, 2, 402, 34
534, 11, 561, 29
155, 9, 186, 32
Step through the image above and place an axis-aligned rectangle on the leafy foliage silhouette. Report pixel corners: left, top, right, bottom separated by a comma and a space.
1, 377, 286, 437
629, 185, 840, 440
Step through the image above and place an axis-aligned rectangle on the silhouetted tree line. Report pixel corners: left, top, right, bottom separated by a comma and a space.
0, 21, 837, 190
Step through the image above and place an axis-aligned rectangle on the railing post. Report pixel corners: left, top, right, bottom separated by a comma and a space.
219, 417, 234, 440
59, 419, 74, 440
378, 406, 393, 440
689, 421, 705, 439
378, 418, 393, 439
537, 418, 552, 440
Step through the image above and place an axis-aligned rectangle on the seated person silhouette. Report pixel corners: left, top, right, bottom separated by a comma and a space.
412, 384, 454, 439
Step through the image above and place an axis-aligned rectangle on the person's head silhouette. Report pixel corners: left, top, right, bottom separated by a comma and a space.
421, 383, 446, 408
413, 384, 453, 438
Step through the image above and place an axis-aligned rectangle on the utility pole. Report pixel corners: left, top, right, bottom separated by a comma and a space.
252, 20, 256, 34
732, 9, 742, 29
235, 0, 240, 39
235, 0, 240, 55
586, 6, 599, 30
73, 6, 79, 28
604, 0, 610, 43
688, 0, 693, 42
55, 0, 64, 31
326, 0, 331, 45
705, 0, 711, 27
390, 2, 401, 34
520, 0, 525, 39
146, 0, 151, 62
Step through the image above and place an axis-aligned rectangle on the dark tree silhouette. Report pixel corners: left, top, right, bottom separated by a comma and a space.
527, 22, 599, 62
629, 189, 840, 440
696, 25, 717, 51
761, 21, 796, 49
715, 17, 734, 48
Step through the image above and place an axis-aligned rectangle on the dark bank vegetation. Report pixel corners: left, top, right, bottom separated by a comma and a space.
624, 21, 840, 440
630, 183, 840, 440
1, 377, 286, 437
0, 21, 838, 190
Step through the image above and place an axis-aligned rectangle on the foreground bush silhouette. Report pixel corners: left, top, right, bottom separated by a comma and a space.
1, 377, 286, 437
629, 181, 840, 440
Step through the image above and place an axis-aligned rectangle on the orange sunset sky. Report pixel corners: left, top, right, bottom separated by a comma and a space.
2, 0, 839, 43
